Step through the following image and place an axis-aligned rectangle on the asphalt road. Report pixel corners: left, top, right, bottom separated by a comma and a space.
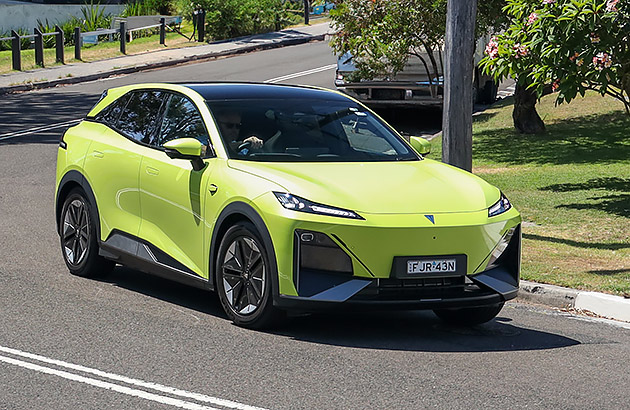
0, 41, 629, 410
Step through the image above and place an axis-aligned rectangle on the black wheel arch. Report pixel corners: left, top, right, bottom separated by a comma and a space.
209, 201, 279, 300
56, 170, 101, 241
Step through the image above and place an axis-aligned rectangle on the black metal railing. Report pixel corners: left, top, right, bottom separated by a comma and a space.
3, 15, 185, 71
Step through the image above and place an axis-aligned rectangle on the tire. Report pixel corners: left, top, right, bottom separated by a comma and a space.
215, 222, 284, 329
433, 302, 505, 326
59, 188, 114, 278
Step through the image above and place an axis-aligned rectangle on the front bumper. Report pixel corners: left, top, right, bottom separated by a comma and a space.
275, 267, 516, 312
274, 225, 521, 312
335, 82, 444, 107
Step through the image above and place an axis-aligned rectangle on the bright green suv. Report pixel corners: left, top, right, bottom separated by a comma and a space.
55, 82, 521, 328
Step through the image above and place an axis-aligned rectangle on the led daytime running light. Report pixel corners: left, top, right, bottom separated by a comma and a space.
274, 192, 363, 220
488, 192, 512, 217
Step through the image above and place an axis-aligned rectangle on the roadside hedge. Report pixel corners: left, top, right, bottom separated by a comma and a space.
176, 0, 301, 41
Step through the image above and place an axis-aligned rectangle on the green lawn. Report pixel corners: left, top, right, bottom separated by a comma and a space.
431, 91, 630, 295
0, 28, 197, 76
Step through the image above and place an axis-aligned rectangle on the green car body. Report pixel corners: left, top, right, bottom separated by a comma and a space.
55, 82, 521, 328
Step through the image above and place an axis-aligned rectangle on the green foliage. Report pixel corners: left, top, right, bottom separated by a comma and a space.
80, 1, 112, 32
329, 0, 507, 81
480, 0, 630, 114
0, 28, 32, 51
36, 19, 58, 49
123, 0, 174, 17
176, 0, 300, 41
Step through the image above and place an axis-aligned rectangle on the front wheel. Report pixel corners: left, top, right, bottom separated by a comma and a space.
433, 302, 505, 326
59, 188, 114, 278
216, 222, 284, 329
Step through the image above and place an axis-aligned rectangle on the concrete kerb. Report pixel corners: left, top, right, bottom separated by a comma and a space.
519, 280, 630, 323
0, 33, 326, 96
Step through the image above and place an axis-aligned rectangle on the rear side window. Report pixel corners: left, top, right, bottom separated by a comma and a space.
116, 90, 165, 143
95, 93, 130, 127
159, 94, 209, 147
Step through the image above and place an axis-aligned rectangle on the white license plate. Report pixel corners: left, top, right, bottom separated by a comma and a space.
407, 259, 457, 274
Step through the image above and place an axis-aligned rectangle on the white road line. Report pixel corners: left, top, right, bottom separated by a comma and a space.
0, 119, 81, 141
0, 354, 219, 410
0, 345, 267, 410
264, 64, 336, 83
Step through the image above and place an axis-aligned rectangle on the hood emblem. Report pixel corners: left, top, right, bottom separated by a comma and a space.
424, 215, 435, 224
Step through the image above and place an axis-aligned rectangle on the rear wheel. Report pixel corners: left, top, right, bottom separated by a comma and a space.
433, 302, 505, 326
59, 188, 114, 278
216, 222, 284, 329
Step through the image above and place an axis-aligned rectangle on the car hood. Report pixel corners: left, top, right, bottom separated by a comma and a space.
228, 159, 499, 214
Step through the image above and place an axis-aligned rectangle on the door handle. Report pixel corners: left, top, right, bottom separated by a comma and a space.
146, 167, 159, 176
208, 184, 218, 194
92, 151, 104, 158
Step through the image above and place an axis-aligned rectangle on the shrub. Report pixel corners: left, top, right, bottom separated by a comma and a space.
123, 0, 175, 17
176, 0, 300, 41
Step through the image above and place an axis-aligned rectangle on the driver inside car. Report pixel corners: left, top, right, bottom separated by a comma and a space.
215, 109, 265, 155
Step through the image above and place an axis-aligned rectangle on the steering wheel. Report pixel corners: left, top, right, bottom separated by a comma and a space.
237, 140, 252, 155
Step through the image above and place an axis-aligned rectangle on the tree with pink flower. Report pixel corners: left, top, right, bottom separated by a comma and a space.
481, 0, 630, 133
329, 0, 508, 91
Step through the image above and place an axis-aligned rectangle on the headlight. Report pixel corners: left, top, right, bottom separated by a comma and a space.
488, 192, 512, 217
274, 192, 364, 220
486, 227, 516, 270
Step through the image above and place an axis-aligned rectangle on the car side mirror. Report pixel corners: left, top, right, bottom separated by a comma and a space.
409, 136, 431, 155
163, 138, 207, 171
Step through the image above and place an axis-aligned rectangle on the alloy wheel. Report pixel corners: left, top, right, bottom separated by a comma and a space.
221, 236, 266, 315
62, 198, 90, 266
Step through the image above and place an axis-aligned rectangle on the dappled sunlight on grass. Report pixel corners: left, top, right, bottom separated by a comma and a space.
465, 91, 630, 295
473, 110, 630, 166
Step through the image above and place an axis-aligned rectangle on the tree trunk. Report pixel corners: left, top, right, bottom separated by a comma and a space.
513, 83, 545, 134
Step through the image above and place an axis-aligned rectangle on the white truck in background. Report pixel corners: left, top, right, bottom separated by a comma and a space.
335, 39, 498, 107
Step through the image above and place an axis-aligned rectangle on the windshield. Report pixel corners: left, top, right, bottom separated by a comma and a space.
206, 99, 419, 162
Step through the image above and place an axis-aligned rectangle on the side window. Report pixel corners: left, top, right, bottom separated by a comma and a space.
116, 90, 165, 143
95, 93, 130, 127
159, 94, 209, 148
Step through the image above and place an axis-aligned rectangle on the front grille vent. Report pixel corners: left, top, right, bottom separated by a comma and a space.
355, 276, 492, 301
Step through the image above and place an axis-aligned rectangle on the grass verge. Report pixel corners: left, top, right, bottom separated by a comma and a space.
0, 28, 198, 75
431, 91, 630, 296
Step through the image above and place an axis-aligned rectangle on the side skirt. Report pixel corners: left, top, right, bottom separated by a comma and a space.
99, 231, 210, 291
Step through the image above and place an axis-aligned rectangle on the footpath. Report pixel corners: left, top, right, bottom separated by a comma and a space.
0, 22, 332, 94
1, 20, 628, 325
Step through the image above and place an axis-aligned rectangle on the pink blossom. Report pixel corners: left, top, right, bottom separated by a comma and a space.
542, 0, 556, 4
513, 43, 529, 58
527, 13, 539, 25
552, 79, 560, 92
606, 0, 619, 12
485, 37, 499, 59
592, 52, 613, 71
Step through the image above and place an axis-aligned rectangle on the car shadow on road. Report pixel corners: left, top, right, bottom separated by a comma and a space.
95, 266, 228, 319
98, 267, 580, 353
273, 310, 582, 353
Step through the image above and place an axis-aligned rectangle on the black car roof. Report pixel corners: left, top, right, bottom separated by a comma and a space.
182, 82, 352, 102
